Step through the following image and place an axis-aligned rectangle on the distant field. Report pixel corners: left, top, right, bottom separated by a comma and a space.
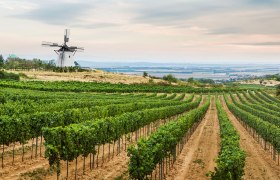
0, 79, 248, 93
237, 84, 276, 89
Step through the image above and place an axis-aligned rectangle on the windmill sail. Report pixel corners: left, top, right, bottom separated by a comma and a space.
64, 29, 70, 43
42, 41, 60, 47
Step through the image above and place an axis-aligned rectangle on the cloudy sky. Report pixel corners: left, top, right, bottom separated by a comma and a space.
0, 0, 280, 64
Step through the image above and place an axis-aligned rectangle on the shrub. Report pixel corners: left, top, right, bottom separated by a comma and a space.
0, 71, 19, 80
163, 74, 177, 83
143, 71, 148, 77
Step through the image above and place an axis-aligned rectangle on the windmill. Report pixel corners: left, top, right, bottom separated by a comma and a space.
42, 29, 84, 67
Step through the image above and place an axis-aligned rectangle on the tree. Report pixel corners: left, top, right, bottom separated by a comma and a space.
143, 71, 148, 77
187, 77, 194, 83
163, 74, 177, 83
277, 85, 280, 96
74, 61, 80, 67
0, 55, 4, 68
197, 78, 215, 84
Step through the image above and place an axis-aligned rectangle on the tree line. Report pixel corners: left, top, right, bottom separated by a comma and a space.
0, 54, 85, 72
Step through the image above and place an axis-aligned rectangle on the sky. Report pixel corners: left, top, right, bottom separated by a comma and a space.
0, 0, 280, 64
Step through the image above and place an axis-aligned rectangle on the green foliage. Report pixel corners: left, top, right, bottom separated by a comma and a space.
0, 80, 246, 93
209, 98, 245, 180
4, 58, 56, 70
74, 61, 80, 67
224, 95, 280, 155
128, 96, 209, 179
277, 85, 280, 96
264, 74, 280, 81
43, 96, 201, 168
0, 94, 191, 146
163, 74, 177, 83
18, 72, 29, 79
1, 57, 87, 72
143, 71, 148, 77
256, 91, 280, 104
164, 93, 177, 100
187, 77, 194, 83
236, 92, 280, 118
230, 94, 280, 127
0, 71, 19, 81
0, 55, 4, 68
174, 93, 185, 101
246, 91, 280, 112
20, 167, 55, 180
52, 66, 89, 72
197, 78, 215, 84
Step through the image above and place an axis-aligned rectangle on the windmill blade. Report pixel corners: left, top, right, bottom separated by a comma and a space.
64, 29, 70, 43
69, 46, 84, 50
42, 41, 60, 47
69, 46, 84, 51
76, 47, 84, 51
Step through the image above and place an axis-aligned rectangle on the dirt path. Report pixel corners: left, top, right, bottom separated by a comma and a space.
221, 97, 280, 180
167, 97, 220, 180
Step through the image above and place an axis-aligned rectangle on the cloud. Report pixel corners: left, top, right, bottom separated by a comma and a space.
246, 0, 280, 5
208, 27, 242, 35
132, 2, 224, 26
13, 2, 94, 25
73, 22, 121, 29
231, 42, 280, 46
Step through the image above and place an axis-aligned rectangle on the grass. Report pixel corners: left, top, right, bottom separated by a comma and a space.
20, 167, 55, 180
114, 171, 129, 180
193, 159, 205, 168
237, 84, 276, 89
3, 144, 37, 158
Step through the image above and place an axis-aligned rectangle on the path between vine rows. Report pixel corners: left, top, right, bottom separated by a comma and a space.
167, 97, 220, 180
221, 96, 280, 180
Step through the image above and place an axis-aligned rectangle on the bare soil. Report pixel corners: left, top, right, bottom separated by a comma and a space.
221, 97, 280, 180
167, 97, 220, 180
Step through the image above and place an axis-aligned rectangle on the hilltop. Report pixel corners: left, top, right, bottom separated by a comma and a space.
7, 70, 165, 84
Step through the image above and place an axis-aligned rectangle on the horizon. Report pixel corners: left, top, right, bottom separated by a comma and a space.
0, 0, 280, 64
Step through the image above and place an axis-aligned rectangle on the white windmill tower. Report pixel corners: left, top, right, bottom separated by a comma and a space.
42, 29, 84, 67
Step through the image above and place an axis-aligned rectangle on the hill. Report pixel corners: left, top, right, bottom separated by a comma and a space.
7, 70, 164, 84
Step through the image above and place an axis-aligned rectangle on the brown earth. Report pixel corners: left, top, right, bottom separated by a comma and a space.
221, 96, 280, 180
167, 97, 220, 180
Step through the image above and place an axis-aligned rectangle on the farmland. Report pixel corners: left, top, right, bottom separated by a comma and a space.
0, 81, 279, 179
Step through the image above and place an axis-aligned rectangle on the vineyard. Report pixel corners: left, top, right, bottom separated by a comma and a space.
0, 82, 279, 180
